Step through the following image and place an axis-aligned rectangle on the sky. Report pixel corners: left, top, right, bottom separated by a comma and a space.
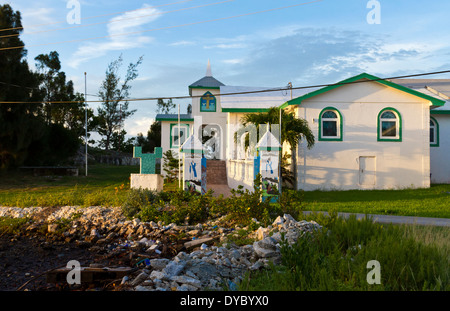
5, 0, 450, 139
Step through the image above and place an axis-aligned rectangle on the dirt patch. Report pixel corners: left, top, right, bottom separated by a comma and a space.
0, 234, 96, 291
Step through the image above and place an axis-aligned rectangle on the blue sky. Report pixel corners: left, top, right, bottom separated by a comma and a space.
7, 0, 450, 138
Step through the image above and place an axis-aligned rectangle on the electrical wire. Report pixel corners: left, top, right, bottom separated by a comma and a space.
1, 69, 449, 104
0, 0, 323, 52
0, 0, 235, 40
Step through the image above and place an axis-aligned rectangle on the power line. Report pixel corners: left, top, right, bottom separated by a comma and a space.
0, 0, 198, 33
1, 69, 449, 104
0, 0, 235, 40
0, 0, 323, 52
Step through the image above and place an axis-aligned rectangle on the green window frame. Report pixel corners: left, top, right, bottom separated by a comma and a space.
318, 107, 343, 141
377, 107, 402, 142
430, 117, 439, 147
170, 123, 190, 148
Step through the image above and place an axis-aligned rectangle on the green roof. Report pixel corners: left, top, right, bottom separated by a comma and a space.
283, 73, 446, 108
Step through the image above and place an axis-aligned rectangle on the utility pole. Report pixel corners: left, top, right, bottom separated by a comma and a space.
85, 72, 88, 177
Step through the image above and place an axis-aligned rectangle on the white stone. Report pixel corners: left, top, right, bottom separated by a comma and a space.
130, 174, 164, 191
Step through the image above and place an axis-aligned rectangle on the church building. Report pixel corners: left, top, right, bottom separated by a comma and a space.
156, 61, 450, 191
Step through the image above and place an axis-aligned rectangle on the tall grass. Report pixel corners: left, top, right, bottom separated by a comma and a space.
239, 214, 449, 291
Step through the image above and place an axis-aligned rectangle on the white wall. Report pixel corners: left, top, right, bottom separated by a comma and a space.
430, 114, 450, 183
190, 88, 227, 160
296, 80, 431, 191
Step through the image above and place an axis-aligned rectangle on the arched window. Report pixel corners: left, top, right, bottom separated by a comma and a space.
319, 107, 342, 141
430, 117, 439, 147
377, 108, 402, 142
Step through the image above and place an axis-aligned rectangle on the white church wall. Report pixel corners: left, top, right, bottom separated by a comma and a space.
430, 114, 450, 183
190, 88, 227, 160
296, 80, 431, 191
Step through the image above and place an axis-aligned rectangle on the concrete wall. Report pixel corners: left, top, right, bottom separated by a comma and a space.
296, 80, 431, 191
430, 114, 450, 183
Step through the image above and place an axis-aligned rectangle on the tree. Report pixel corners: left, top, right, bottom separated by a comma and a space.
156, 98, 175, 114
162, 149, 182, 183
96, 54, 143, 150
34, 51, 92, 143
136, 120, 161, 153
0, 4, 46, 169
240, 107, 315, 188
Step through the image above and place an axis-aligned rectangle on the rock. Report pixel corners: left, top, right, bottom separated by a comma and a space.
163, 261, 186, 278
171, 275, 202, 288
253, 237, 279, 258
184, 236, 215, 249
47, 223, 59, 233
150, 258, 170, 270
131, 271, 149, 286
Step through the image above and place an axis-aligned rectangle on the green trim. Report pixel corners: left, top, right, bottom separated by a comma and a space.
200, 91, 217, 112
170, 123, 190, 149
285, 73, 446, 107
430, 116, 439, 147
222, 108, 270, 113
156, 117, 194, 121
279, 102, 289, 110
257, 147, 282, 151
180, 149, 204, 154
430, 110, 450, 115
377, 107, 402, 142
318, 107, 343, 142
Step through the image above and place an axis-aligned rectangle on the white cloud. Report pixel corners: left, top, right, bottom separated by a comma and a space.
68, 4, 161, 68
125, 116, 155, 136
20, 7, 56, 29
169, 40, 196, 46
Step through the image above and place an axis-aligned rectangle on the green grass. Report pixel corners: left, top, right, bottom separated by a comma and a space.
0, 165, 140, 207
302, 184, 450, 218
239, 215, 450, 291
0, 166, 449, 220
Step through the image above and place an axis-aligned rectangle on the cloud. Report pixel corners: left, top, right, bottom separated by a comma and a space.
20, 7, 56, 28
220, 27, 446, 87
68, 4, 161, 68
125, 116, 155, 136
169, 40, 196, 47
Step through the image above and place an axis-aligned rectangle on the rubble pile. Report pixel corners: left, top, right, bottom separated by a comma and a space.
0, 206, 322, 291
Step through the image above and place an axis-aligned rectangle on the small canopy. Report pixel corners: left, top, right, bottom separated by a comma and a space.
180, 134, 204, 154
257, 129, 281, 151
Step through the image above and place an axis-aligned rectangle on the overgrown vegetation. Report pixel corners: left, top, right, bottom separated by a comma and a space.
121, 177, 304, 227
239, 213, 449, 291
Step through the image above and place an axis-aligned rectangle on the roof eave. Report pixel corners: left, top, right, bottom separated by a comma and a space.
284, 73, 446, 107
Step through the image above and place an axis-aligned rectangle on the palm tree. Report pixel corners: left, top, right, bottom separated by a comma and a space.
239, 106, 315, 188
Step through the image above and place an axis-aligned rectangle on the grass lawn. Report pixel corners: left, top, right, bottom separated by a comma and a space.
0, 165, 448, 219
302, 184, 450, 218
0, 165, 140, 208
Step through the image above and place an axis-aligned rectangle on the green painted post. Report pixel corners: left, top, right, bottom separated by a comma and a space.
133, 146, 163, 174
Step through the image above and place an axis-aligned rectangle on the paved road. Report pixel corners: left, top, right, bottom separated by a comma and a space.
303, 211, 450, 227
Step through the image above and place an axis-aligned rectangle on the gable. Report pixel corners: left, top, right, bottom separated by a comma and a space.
285, 73, 446, 108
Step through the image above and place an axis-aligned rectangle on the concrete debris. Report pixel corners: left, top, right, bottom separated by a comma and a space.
0, 205, 322, 291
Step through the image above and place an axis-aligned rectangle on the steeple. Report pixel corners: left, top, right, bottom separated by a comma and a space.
205, 59, 212, 77
188, 59, 225, 95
